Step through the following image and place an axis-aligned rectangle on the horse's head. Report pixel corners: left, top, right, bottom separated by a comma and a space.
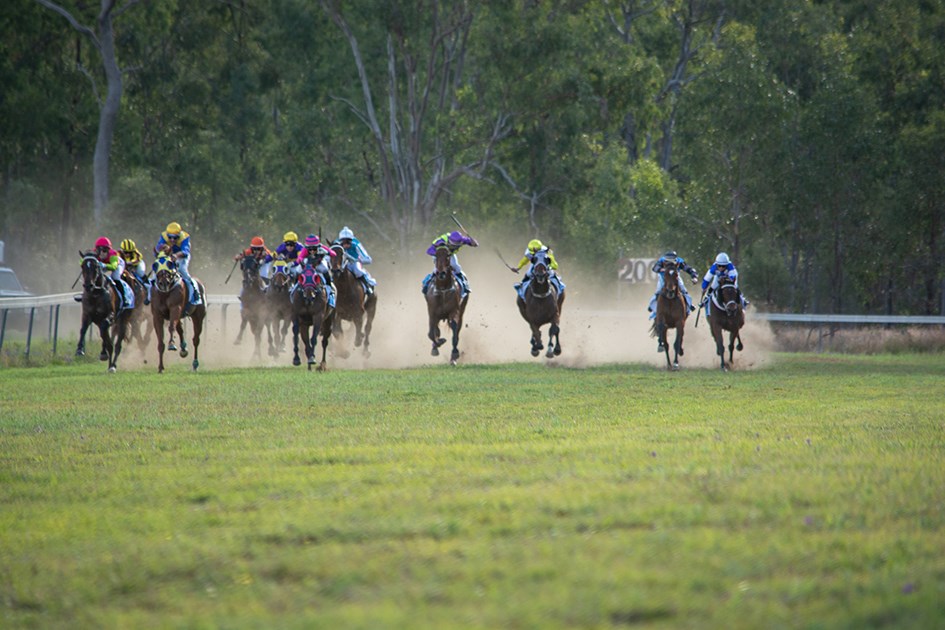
661, 260, 679, 299
298, 265, 323, 301
718, 280, 740, 316
329, 244, 345, 273
80, 253, 106, 291
153, 254, 181, 293
241, 255, 261, 287
531, 250, 551, 284
270, 259, 291, 290
434, 245, 453, 277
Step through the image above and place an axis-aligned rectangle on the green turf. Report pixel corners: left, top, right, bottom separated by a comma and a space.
2, 354, 944, 629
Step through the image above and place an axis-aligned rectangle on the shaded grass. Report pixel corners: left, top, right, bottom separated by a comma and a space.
2, 354, 945, 628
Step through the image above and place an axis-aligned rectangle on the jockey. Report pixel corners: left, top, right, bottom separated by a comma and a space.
92, 236, 131, 310
234, 236, 273, 284
332, 226, 377, 295
423, 230, 478, 295
295, 234, 336, 306
701, 252, 749, 313
154, 221, 201, 306
512, 238, 565, 298
119, 238, 150, 305
648, 250, 698, 318
274, 231, 303, 277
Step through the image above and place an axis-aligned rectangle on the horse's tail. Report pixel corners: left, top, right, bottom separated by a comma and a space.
649, 321, 658, 338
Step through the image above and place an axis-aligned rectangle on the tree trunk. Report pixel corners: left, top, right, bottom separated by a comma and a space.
94, 7, 122, 227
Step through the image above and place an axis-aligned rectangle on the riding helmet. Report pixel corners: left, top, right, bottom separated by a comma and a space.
166, 222, 182, 235
528, 239, 543, 252
304, 234, 321, 247
283, 231, 298, 243
448, 231, 464, 244
250, 236, 265, 248
95, 237, 112, 249
664, 250, 677, 260
338, 226, 355, 240
715, 252, 731, 265
120, 239, 136, 252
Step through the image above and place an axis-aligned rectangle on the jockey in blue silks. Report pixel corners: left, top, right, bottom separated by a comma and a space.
648, 250, 698, 319
700, 252, 749, 315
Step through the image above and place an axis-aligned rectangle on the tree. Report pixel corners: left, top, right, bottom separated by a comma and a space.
35, 0, 148, 227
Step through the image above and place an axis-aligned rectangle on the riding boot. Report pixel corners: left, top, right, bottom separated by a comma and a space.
189, 279, 202, 306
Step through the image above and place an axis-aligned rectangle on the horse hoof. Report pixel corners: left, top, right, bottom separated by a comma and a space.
75, 349, 85, 357
554, 346, 562, 356
307, 363, 313, 371
531, 349, 540, 357
450, 358, 458, 366
108, 366, 117, 373
168, 343, 177, 351
317, 363, 327, 372
180, 349, 189, 358
546, 348, 555, 358
192, 360, 199, 371
292, 357, 301, 366
678, 348, 685, 356
737, 343, 744, 351
450, 350, 460, 363
436, 338, 447, 348
431, 347, 440, 357
657, 344, 665, 353
99, 353, 108, 361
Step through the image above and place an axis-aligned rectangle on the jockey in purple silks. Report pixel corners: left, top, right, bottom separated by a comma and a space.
422, 230, 478, 296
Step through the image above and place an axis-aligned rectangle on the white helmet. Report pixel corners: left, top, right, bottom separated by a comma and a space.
715, 252, 731, 265
338, 226, 355, 240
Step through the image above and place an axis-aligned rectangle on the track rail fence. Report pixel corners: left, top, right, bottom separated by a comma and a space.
2, 293, 944, 359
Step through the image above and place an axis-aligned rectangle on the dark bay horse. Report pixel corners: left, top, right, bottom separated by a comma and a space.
330, 243, 377, 358
150, 253, 207, 373
708, 279, 745, 370
425, 245, 468, 365
121, 269, 151, 351
233, 255, 273, 360
75, 253, 129, 372
291, 266, 334, 371
649, 260, 688, 370
516, 252, 564, 358
266, 258, 293, 354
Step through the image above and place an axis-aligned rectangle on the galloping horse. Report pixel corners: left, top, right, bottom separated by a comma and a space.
291, 266, 334, 371
329, 243, 377, 358
266, 258, 294, 354
233, 255, 273, 360
425, 245, 468, 365
150, 253, 207, 373
121, 269, 151, 351
707, 279, 745, 370
516, 251, 564, 358
649, 259, 688, 370
75, 253, 129, 372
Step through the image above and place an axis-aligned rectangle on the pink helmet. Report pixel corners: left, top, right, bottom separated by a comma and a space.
448, 231, 464, 245
94, 237, 112, 249
304, 234, 321, 247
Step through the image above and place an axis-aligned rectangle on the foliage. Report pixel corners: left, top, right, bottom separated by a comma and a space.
3, 1, 945, 315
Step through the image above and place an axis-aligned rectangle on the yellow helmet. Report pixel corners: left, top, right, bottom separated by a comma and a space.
528, 239, 543, 252
120, 239, 136, 252
166, 221, 182, 235
283, 231, 298, 243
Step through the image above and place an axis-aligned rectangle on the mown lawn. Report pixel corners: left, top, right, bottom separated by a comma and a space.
2, 354, 944, 629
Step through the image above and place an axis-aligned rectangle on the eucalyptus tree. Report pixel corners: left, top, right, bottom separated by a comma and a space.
34, 0, 150, 227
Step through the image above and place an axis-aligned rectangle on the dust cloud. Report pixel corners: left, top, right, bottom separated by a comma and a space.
116, 234, 776, 372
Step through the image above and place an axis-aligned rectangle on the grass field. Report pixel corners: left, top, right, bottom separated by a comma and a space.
2, 354, 944, 629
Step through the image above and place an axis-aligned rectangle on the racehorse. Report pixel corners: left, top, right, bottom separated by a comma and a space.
121, 269, 151, 351
329, 243, 377, 358
75, 252, 129, 372
150, 253, 207, 373
266, 258, 294, 354
649, 259, 688, 370
233, 255, 273, 360
516, 251, 564, 358
425, 245, 468, 365
291, 266, 334, 371
707, 279, 745, 370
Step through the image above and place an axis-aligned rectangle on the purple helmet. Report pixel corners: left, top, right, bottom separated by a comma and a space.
448, 231, 464, 245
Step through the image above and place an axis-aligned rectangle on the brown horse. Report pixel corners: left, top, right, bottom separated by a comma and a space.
649, 260, 688, 370
121, 269, 151, 351
266, 258, 294, 355
707, 279, 745, 370
233, 255, 273, 360
425, 245, 468, 365
516, 251, 564, 358
75, 252, 130, 372
329, 243, 377, 358
291, 266, 334, 371
150, 253, 207, 373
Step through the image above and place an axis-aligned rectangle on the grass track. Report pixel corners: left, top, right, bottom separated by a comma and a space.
2, 354, 945, 628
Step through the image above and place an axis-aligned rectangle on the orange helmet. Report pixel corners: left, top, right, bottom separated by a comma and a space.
250, 236, 265, 248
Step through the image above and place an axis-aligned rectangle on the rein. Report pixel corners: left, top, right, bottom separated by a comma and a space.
81, 256, 109, 292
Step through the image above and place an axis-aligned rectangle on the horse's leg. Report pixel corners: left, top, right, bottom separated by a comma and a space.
317, 313, 333, 372
362, 296, 376, 358
530, 322, 542, 357
234, 310, 247, 345
673, 325, 684, 370
99, 320, 112, 362
291, 317, 302, 366
177, 318, 189, 358
76, 312, 90, 356
548, 322, 561, 358
109, 316, 127, 373
153, 315, 166, 373
190, 311, 203, 371
449, 317, 461, 364
429, 315, 444, 356
656, 321, 667, 353
713, 326, 727, 370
